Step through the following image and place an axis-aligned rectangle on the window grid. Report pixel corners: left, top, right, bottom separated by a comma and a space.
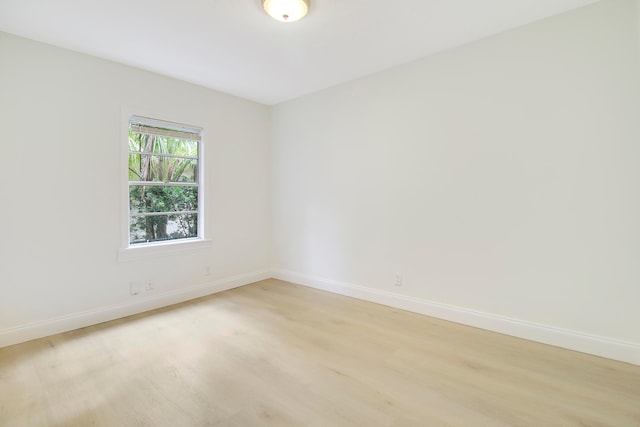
127, 116, 202, 246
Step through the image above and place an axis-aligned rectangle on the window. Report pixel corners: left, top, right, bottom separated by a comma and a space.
127, 115, 202, 246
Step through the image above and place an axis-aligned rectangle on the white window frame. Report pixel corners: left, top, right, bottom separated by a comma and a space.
118, 107, 211, 262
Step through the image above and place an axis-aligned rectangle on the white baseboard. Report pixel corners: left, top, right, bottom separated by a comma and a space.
272, 269, 640, 366
0, 269, 272, 349
4, 268, 638, 366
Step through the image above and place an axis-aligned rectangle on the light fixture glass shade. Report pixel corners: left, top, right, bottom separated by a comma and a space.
262, 0, 309, 22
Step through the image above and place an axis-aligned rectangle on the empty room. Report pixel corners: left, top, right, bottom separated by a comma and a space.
1, 0, 639, 425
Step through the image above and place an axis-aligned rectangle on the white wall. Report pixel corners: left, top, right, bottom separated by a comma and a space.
0, 33, 272, 343
1, 0, 639, 364
271, 0, 640, 359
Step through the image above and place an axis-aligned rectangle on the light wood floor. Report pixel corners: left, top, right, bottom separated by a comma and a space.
1, 279, 638, 426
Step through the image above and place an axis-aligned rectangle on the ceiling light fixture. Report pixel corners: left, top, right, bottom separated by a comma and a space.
262, 0, 310, 23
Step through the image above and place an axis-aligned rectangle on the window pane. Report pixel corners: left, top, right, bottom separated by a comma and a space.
127, 154, 198, 183
130, 213, 198, 244
130, 133, 198, 156
129, 133, 142, 152
128, 152, 141, 180
130, 185, 198, 214
127, 116, 201, 247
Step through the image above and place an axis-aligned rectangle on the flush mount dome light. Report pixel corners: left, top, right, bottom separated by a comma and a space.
262, 0, 310, 22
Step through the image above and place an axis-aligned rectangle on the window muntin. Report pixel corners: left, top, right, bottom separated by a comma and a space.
128, 116, 202, 246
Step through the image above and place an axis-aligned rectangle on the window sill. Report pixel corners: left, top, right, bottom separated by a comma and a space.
117, 239, 212, 263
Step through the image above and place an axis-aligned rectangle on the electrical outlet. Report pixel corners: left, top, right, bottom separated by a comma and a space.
394, 274, 403, 287
205, 265, 211, 276
145, 279, 155, 291
130, 281, 142, 295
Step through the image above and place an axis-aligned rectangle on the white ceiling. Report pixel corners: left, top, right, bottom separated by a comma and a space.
0, 0, 599, 105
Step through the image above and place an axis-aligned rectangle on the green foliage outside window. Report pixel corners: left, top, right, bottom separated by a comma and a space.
128, 129, 199, 244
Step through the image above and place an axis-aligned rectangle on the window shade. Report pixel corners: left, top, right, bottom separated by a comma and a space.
130, 116, 201, 141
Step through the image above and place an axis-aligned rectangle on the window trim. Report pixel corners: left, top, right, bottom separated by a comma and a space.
119, 107, 210, 262
117, 238, 212, 262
